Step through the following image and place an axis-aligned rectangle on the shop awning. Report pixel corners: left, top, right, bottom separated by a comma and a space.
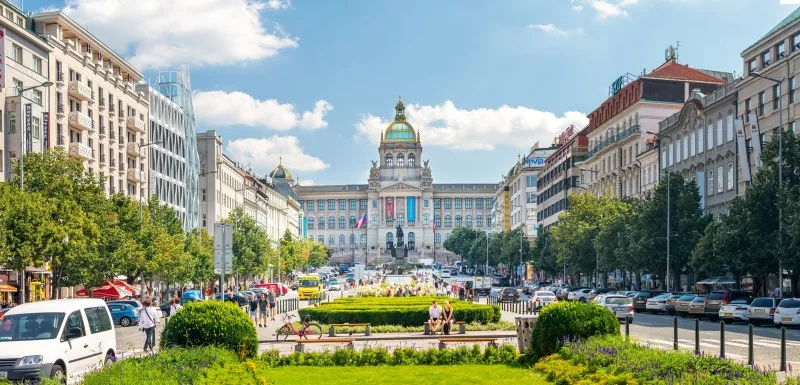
76, 282, 133, 299
0, 284, 17, 292
112, 280, 138, 296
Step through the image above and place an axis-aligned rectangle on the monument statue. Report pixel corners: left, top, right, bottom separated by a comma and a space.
395, 225, 404, 249
369, 160, 380, 179
422, 159, 432, 178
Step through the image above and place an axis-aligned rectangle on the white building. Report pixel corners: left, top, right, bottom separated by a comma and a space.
495, 144, 557, 238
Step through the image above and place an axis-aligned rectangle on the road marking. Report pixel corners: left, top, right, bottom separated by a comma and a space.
701, 339, 750, 348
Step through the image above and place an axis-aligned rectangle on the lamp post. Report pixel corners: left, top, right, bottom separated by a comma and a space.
751, 71, 785, 297
137, 141, 162, 301
13, 81, 53, 304
647, 131, 673, 292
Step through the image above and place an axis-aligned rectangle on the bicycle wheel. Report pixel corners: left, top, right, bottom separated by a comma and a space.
276, 324, 292, 342
301, 323, 323, 340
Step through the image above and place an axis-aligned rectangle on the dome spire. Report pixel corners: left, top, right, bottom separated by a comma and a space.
395, 96, 406, 122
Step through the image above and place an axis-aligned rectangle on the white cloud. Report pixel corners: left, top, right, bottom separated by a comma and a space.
527, 24, 582, 37
354, 100, 589, 151
577, 0, 638, 19
193, 91, 333, 131
572, 5, 584, 11
296, 178, 315, 186
225, 136, 329, 176
62, 0, 298, 69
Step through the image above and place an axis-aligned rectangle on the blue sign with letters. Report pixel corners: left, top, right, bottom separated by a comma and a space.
526, 157, 546, 167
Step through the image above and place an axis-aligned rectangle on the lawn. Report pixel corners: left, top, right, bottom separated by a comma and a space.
264, 365, 549, 385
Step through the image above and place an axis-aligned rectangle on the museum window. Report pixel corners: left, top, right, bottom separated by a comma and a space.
318, 217, 324, 229
455, 215, 462, 227
408, 153, 415, 167
349, 199, 357, 210
328, 199, 335, 210
360, 199, 367, 211
465, 215, 472, 227
349, 215, 356, 228
360, 234, 367, 246
318, 235, 324, 243
385, 154, 393, 167
424, 199, 429, 208
339, 216, 346, 228
476, 199, 483, 209
307, 218, 314, 229
329, 235, 335, 246
397, 214, 405, 226
397, 153, 404, 167
371, 215, 377, 226
339, 235, 345, 246
317, 200, 324, 210
307, 200, 314, 211
434, 233, 441, 245
434, 215, 441, 228
350, 234, 355, 245
445, 215, 452, 227
455, 198, 462, 209
444, 198, 452, 209
328, 216, 335, 228
339, 199, 346, 210
476, 215, 483, 227
434, 199, 441, 209
423, 214, 430, 225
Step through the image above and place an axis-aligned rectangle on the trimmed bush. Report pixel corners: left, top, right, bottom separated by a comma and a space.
81, 347, 239, 384
299, 296, 500, 326
160, 300, 258, 358
530, 301, 619, 357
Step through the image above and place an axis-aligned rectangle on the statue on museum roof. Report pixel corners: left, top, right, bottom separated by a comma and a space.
422, 159, 432, 178
369, 160, 380, 179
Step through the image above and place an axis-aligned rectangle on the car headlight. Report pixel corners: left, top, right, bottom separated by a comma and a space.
18, 355, 43, 366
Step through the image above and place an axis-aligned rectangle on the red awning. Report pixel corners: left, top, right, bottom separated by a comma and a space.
76, 282, 133, 299
112, 280, 138, 295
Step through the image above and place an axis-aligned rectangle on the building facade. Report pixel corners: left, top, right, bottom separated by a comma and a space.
34, 11, 150, 199
658, 82, 739, 217
494, 145, 557, 238
295, 98, 496, 263
536, 126, 588, 229
580, 52, 729, 199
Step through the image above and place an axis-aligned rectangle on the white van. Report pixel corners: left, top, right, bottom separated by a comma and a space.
0, 299, 117, 383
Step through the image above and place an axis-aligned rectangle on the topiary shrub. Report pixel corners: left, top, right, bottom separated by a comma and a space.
531, 301, 619, 357
160, 301, 258, 358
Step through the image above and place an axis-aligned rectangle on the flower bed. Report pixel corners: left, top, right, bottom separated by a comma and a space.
355, 281, 437, 297
299, 296, 500, 326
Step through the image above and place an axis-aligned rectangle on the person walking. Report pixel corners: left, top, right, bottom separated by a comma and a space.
169, 298, 182, 318
267, 289, 277, 321
248, 294, 259, 326
257, 294, 268, 327
139, 299, 159, 353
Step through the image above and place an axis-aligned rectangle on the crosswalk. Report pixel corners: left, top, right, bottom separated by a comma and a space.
644, 337, 800, 361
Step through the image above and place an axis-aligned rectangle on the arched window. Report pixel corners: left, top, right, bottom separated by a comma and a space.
386, 232, 394, 249
318, 217, 325, 229
308, 217, 315, 229
455, 215, 462, 227
423, 214, 430, 225
444, 215, 452, 227
476, 215, 483, 227
360, 234, 367, 246
434, 233, 441, 245
339, 234, 345, 245
445, 232, 451, 240
318, 235, 324, 243
328, 235, 335, 246
339, 216, 346, 228
408, 232, 415, 248
349, 215, 356, 228
397, 214, 404, 226
349, 234, 355, 245
385, 153, 393, 167
328, 216, 335, 229
466, 215, 473, 227
434, 215, 441, 228
397, 153, 405, 167
408, 153, 415, 167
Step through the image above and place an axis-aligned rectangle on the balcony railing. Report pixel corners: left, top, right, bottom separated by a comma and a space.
99, 154, 107, 165
109, 158, 116, 169
99, 125, 106, 138
56, 72, 64, 84
126, 115, 145, 133
68, 81, 93, 103
615, 124, 640, 142
109, 130, 116, 142
68, 111, 93, 131
56, 104, 65, 116
108, 104, 115, 116
68, 142, 93, 161
57, 135, 66, 146
98, 97, 106, 109
127, 169, 145, 183
127, 142, 140, 157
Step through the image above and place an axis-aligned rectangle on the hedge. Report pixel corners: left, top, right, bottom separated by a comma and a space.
299, 297, 500, 326
530, 301, 619, 357
160, 300, 259, 358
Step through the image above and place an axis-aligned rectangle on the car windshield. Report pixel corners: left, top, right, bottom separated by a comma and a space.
0, 312, 66, 341
707, 292, 725, 300
606, 297, 631, 305
329, 279, 338, 284
300, 279, 319, 287
634, 292, 653, 298
779, 299, 800, 308
750, 298, 774, 307
679, 295, 695, 301
652, 294, 671, 300
691, 297, 706, 303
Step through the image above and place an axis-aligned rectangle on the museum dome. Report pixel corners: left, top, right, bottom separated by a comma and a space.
269, 157, 294, 182
383, 97, 418, 144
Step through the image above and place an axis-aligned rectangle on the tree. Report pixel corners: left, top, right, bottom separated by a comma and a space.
184, 228, 214, 286
224, 207, 272, 284
531, 226, 559, 279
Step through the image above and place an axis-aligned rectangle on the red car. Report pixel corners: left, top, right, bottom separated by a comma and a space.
253, 283, 288, 296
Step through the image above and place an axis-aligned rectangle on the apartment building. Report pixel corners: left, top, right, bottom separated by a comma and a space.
33, 11, 149, 199
1, 0, 51, 182
536, 126, 588, 229
580, 50, 729, 199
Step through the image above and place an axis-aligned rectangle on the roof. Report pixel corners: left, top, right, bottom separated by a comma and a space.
5, 298, 108, 315
383, 97, 418, 144
743, 7, 800, 54
645, 59, 728, 84
269, 157, 294, 181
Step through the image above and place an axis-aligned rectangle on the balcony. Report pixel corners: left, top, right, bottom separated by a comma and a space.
127, 142, 140, 157
109, 158, 116, 170
126, 115, 145, 133
98, 97, 106, 111
68, 111, 93, 132
127, 169, 146, 183
56, 135, 66, 146
99, 125, 106, 138
109, 130, 116, 143
68, 81, 93, 103
615, 124, 640, 143
56, 104, 65, 118
68, 142, 93, 161
56, 72, 64, 87
99, 154, 107, 166
108, 104, 115, 116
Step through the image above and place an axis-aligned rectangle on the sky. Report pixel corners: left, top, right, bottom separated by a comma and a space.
22, 0, 797, 185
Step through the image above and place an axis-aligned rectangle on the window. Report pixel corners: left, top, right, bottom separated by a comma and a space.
791, 121, 797, 134
434, 199, 441, 209
690, 131, 696, 156
708, 170, 714, 196
455, 215, 462, 227
360, 199, 367, 211
762, 50, 771, 67
339, 216, 345, 228
778, 42, 786, 59
397, 214, 404, 226
476, 199, 483, 209
423, 214, 430, 225
12, 78, 22, 96
32, 56, 42, 74
328, 216, 335, 228
791, 77, 797, 104
661, 149, 667, 169
329, 235, 335, 246
486, 198, 493, 208
349, 199, 356, 210
526, 175, 537, 187
339, 235, 345, 246
434, 233, 441, 245
794, 33, 800, 51
668, 142, 674, 166
466, 198, 473, 209
31, 89, 43, 106
455, 198, 462, 209
8, 111, 16, 133
745, 98, 752, 116
476, 215, 483, 227
318, 235, 324, 244
317, 200, 324, 210
466, 215, 473, 227
528, 192, 537, 203
328, 199, 335, 210
774, 84, 781, 110
727, 163, 734, 191
84, 306, 113, 334
424, 199, 429, 208
682, 136, 688, 161
748, 59, 757, 73
725, 114, 734, 142
339, 199, 346, 210
717, 166, 724, 193
370, 215, 377, 226
444, 198, 451, 209
758, 92, 765, 115
706, 124, 713, 150
32, 117, 40, 139
434, 215, 441, 228
11, 44, 21, 62
397, 154, 404, 167
306, 200, 314, 211
444, 215, 452, 227
307, 217, 314, 229
317, 217, 324, 229
385, 154, 393, 167
716, 119, 723, 146
408, 153, 415, 167
372, 199, 377, 209
61, 311, 86, 342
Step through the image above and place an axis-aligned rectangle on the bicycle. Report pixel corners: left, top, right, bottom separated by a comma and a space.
276, 314, 323, 342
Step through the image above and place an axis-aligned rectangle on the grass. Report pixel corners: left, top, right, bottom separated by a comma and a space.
263, 365, 550, 385
290, 320, 516, 334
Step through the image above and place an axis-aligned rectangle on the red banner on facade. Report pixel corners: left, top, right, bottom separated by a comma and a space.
386, 198, 394, 218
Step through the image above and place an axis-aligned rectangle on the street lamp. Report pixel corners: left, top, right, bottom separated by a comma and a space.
751, 71, 785, 297
137, 141, 162, 300
647, 131, 673, 292
15, 81, 53, 304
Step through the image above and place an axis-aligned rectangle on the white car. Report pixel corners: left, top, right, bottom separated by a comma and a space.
645, 293, 672, 313
0, 299, 117, 382
531, 291, 558, 309
328, 279, 342, 291
441, 269, 451, 279
774, 298, 800, 327
595, 294, 635, 323
719, 298, 751, 324
568, 288, 592, 303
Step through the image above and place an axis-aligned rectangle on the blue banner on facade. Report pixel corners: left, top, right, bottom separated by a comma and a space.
407, 197, 415, 222
303, 216, 308, 237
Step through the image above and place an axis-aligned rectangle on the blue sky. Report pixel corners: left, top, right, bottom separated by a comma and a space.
25, 0, 795, 185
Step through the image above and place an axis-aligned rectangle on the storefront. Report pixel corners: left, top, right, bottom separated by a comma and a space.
0, 271, 18, 306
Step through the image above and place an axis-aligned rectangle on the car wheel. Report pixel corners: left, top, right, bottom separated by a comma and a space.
120, 317, 131, 327
579, 298, 587, 303
723, 319, 732, 324
50, 364, 65, 379
104, 352, 114, 368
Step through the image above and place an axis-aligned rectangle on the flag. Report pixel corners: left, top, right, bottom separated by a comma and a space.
432, 220, 437, 232
354, 213, 367, 229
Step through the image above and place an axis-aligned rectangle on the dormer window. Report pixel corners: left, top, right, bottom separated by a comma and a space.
762, 50, 771, 68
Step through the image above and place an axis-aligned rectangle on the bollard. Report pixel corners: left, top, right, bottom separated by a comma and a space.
673, 317, 678, 350
748, 324, 754, 366
781, 326, 787, 372
694, 318, 700, 355
719, 321, 725, 359
328, 326, 335, 337
625, 316, 630, 339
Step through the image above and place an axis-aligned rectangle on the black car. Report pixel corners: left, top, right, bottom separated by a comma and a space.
499, 287, 519, 303
632, 291, 664, 312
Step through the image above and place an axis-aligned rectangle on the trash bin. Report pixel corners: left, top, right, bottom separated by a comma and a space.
515, 315, 537, 354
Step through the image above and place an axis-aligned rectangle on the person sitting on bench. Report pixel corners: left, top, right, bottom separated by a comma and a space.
428, 300, 443, 335
442, 300, 455, 335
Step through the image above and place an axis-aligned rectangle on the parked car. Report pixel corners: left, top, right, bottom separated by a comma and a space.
774, 298, 800, 327
568, 288, 593, 303
719, 298, 752, 324
595, 294, 635, 323
106, 299, 143, 313
665, 293, 688, 314
531, 291, 558, 309
675, 294, 698, 317
0, 308, 8, 320
107, 303, 140, 327
247, 287, 269, 296
632, 291, 664, 312
440, 269, 451, 279
214, 293, 248, 307
704, 290, 752, 321
328, 278, 342, 291
645, 293, 673, 313
748, 297, 783, 326
0, 299, 117, 382
688, 294, 708, 318
588, 288, 615, 300
499, 287, 519, 303
558, 287, 584, 300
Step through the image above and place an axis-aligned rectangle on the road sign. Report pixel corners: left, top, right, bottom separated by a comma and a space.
214, 223, 233, 274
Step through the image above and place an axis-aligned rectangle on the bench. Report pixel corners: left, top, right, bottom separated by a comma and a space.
424, 321, 467, 335
437, 337, 498, 350
295, 338, 354, 352
328, 323, 371, 337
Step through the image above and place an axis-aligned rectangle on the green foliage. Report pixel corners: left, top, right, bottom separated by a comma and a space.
160, 301, 258, 358
225, 207, 274, 281
530, 301, 620, 357
299, 297, 500, 326
293, 321, 515, 334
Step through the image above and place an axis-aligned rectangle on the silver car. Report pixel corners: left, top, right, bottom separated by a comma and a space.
748, 297, 782, 326
596, 294, 634, 323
